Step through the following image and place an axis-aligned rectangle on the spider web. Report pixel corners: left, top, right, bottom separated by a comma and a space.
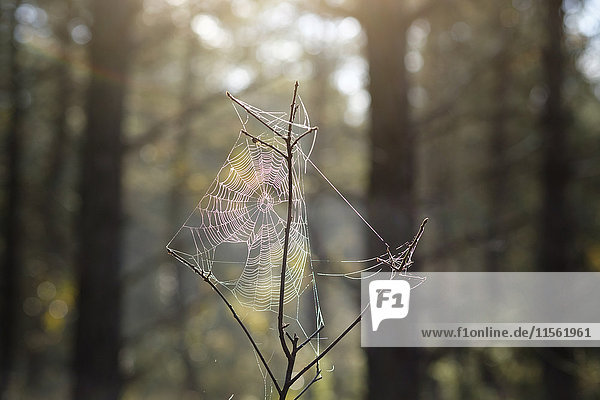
167, 91, 425, 398
167, 95, 319, 312
167, 95, 324, 398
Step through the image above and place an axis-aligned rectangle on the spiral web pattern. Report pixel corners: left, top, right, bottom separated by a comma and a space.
167, 94, 322, 332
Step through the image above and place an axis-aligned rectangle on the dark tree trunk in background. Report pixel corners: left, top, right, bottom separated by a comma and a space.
170, 20, 200, 393
25, 3, 74, 391
538, 0, 571, 273
486, 44, 510, 273
44, 0, 72, 250
478, 20, 514, 396
73, 0, 138, 398
538, 1, 577, 398
361, 1, 420, 399
1, 1, 24, 395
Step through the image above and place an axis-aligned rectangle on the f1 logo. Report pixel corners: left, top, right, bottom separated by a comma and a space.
369, 280, 411, 331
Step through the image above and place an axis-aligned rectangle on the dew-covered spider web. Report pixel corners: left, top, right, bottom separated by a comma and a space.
167, 90, 426, 398
167, 93, 321, 311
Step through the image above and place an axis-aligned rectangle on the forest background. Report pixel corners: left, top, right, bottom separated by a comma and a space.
1, 0, 600, 398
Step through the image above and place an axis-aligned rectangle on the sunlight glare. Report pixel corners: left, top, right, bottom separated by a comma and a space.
191, 14, 232, 49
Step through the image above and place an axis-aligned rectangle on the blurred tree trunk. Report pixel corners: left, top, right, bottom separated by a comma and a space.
169, 19, 200, 394
479, 21, 513, 396
43, 1, 72, 251
486, 44, 510, 273
361, 2, 420, 399
538, 0, 571, 273
25, 3, 74, 391
1, 0, 24, 395
537, 1, 577, 399
73, 0, 138, 398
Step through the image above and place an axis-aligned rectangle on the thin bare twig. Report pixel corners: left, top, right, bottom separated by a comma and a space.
395, 217, 428, 272
291, 127, 318, 149
297, 325, 324, 351
276, 81, 301, 399
227, 91, 285, 139
286, 82, 299, 139
240, 129, 286, 158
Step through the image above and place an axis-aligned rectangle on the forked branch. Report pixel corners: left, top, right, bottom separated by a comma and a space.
171, 82, 426, 400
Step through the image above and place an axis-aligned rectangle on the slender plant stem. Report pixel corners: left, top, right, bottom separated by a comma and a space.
277, 81, 301, 399
286, 81, 299, 139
